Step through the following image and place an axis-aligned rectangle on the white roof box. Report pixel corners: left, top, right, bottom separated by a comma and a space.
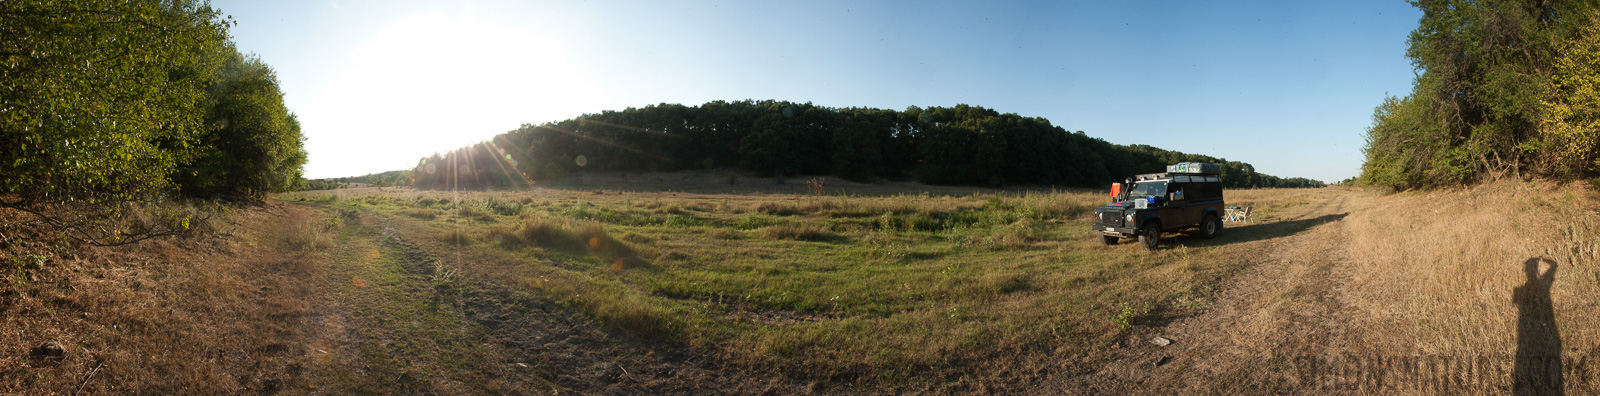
1166, 162, 1221, 175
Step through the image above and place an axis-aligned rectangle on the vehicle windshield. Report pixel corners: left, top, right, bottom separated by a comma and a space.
1127, 181, 1167, 198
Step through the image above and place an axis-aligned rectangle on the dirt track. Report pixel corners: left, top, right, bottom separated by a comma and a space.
1057, 186, 1596, 394
1056, 191, 1396, 393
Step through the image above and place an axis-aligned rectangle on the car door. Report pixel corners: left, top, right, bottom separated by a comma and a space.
1165, 179, 1193, 228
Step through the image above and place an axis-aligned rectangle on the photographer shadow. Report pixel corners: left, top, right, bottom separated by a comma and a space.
1513, 257, 1562, 395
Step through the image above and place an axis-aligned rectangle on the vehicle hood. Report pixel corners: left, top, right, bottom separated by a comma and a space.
1096, 202, 1133, 212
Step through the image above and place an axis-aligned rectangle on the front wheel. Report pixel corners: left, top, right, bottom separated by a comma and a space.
1199, 214, 1221, 239
1138, 222, 1161, 251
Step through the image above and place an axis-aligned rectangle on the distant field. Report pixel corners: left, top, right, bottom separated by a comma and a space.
269, 177, 1343, 391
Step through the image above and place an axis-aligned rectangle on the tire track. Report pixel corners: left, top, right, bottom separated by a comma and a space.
356, 208, 804, 395
1059, 189, 1377, 393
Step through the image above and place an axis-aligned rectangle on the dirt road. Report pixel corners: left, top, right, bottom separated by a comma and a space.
1058, 189, 1397, 393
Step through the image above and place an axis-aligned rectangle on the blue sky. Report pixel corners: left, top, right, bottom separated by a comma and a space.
214, 0, 1421, 182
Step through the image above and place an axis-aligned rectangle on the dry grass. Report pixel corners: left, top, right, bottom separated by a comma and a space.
274, 207, 338, 252
270, 179, 1600, 392
398, 208, 437, 220
0, 204, 326, 393
276, 184, 1177, 387
1343, 179, 1600, 361
758, 223, 836, 241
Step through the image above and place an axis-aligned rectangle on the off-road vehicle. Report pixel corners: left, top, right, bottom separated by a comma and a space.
1091, 162, 1226, 250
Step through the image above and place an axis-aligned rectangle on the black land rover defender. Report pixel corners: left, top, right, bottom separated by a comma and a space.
1092, 162, 1226, 250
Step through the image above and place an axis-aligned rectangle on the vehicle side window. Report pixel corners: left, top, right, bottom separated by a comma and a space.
1184, 183, 1205, 200
1170, 184, 1186, 200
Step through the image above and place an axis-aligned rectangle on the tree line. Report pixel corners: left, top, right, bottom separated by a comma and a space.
392, 101, 1322, 191
1362, 0, 1600, 189
2, 0, 307, 244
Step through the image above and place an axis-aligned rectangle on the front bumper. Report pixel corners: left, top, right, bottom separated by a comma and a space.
1093, 224, 1136, 238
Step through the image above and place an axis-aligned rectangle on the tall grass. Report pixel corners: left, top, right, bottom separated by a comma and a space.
271, 209, 336, 252
1343, 179, 1600, 361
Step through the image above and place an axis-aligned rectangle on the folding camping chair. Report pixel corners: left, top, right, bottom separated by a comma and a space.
1225, 206, 1252, 223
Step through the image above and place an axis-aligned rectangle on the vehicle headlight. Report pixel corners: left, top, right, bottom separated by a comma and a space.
1126, 214, 1133, 223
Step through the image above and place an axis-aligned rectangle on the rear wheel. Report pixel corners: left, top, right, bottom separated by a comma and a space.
1199, 214, 1221, 239
1099, 235, 1119, 245
1138, 222, 1161, 251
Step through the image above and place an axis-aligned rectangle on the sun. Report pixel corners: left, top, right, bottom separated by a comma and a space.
301, 7, 601, 178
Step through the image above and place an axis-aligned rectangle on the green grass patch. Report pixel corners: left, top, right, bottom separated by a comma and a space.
292, 186, 1289, 388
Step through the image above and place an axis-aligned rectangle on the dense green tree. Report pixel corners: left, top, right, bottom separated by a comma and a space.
831, 109, 893, 181
175, 50, 307, 198
1, 0, 230, 209
408, 101, 1319, 191
1362, 0, 1600, 188
1538, 9, 1600, 175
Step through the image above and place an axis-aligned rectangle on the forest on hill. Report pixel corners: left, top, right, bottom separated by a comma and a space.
1362, 0, 1600, 189
341, 101, 1323, 191
1, 0, 307, 244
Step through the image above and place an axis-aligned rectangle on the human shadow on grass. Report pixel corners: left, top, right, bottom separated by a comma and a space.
1165, 212, 1349, 248
1513, 257, 1563, 395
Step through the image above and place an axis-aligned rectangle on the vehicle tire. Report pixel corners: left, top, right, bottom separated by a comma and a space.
1099, 235, 1119, 245
1199, 214, 1221, 239
1138, 222, 1161, 251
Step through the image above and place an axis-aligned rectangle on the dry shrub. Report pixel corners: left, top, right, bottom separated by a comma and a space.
976, 272, 1032, 295
456, 206, 494, 223
1003, 191, 1095, 220
440, 229, 472, 245
571, 222, 632, 258
514, 216, 563, 247
483, 227, 523, 249
705, 227, 741, 240
399, 208, 437, 220
653, 203, 688, 215
963, 219, 1038, 250
509, 215, 638, 260
760, 223, 835, 241
272, 210, 335, 252
754, 201, 801, 216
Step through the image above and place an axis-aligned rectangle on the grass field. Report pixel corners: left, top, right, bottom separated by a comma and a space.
267, 179, 1337, 390
9, 173, 1594, 393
